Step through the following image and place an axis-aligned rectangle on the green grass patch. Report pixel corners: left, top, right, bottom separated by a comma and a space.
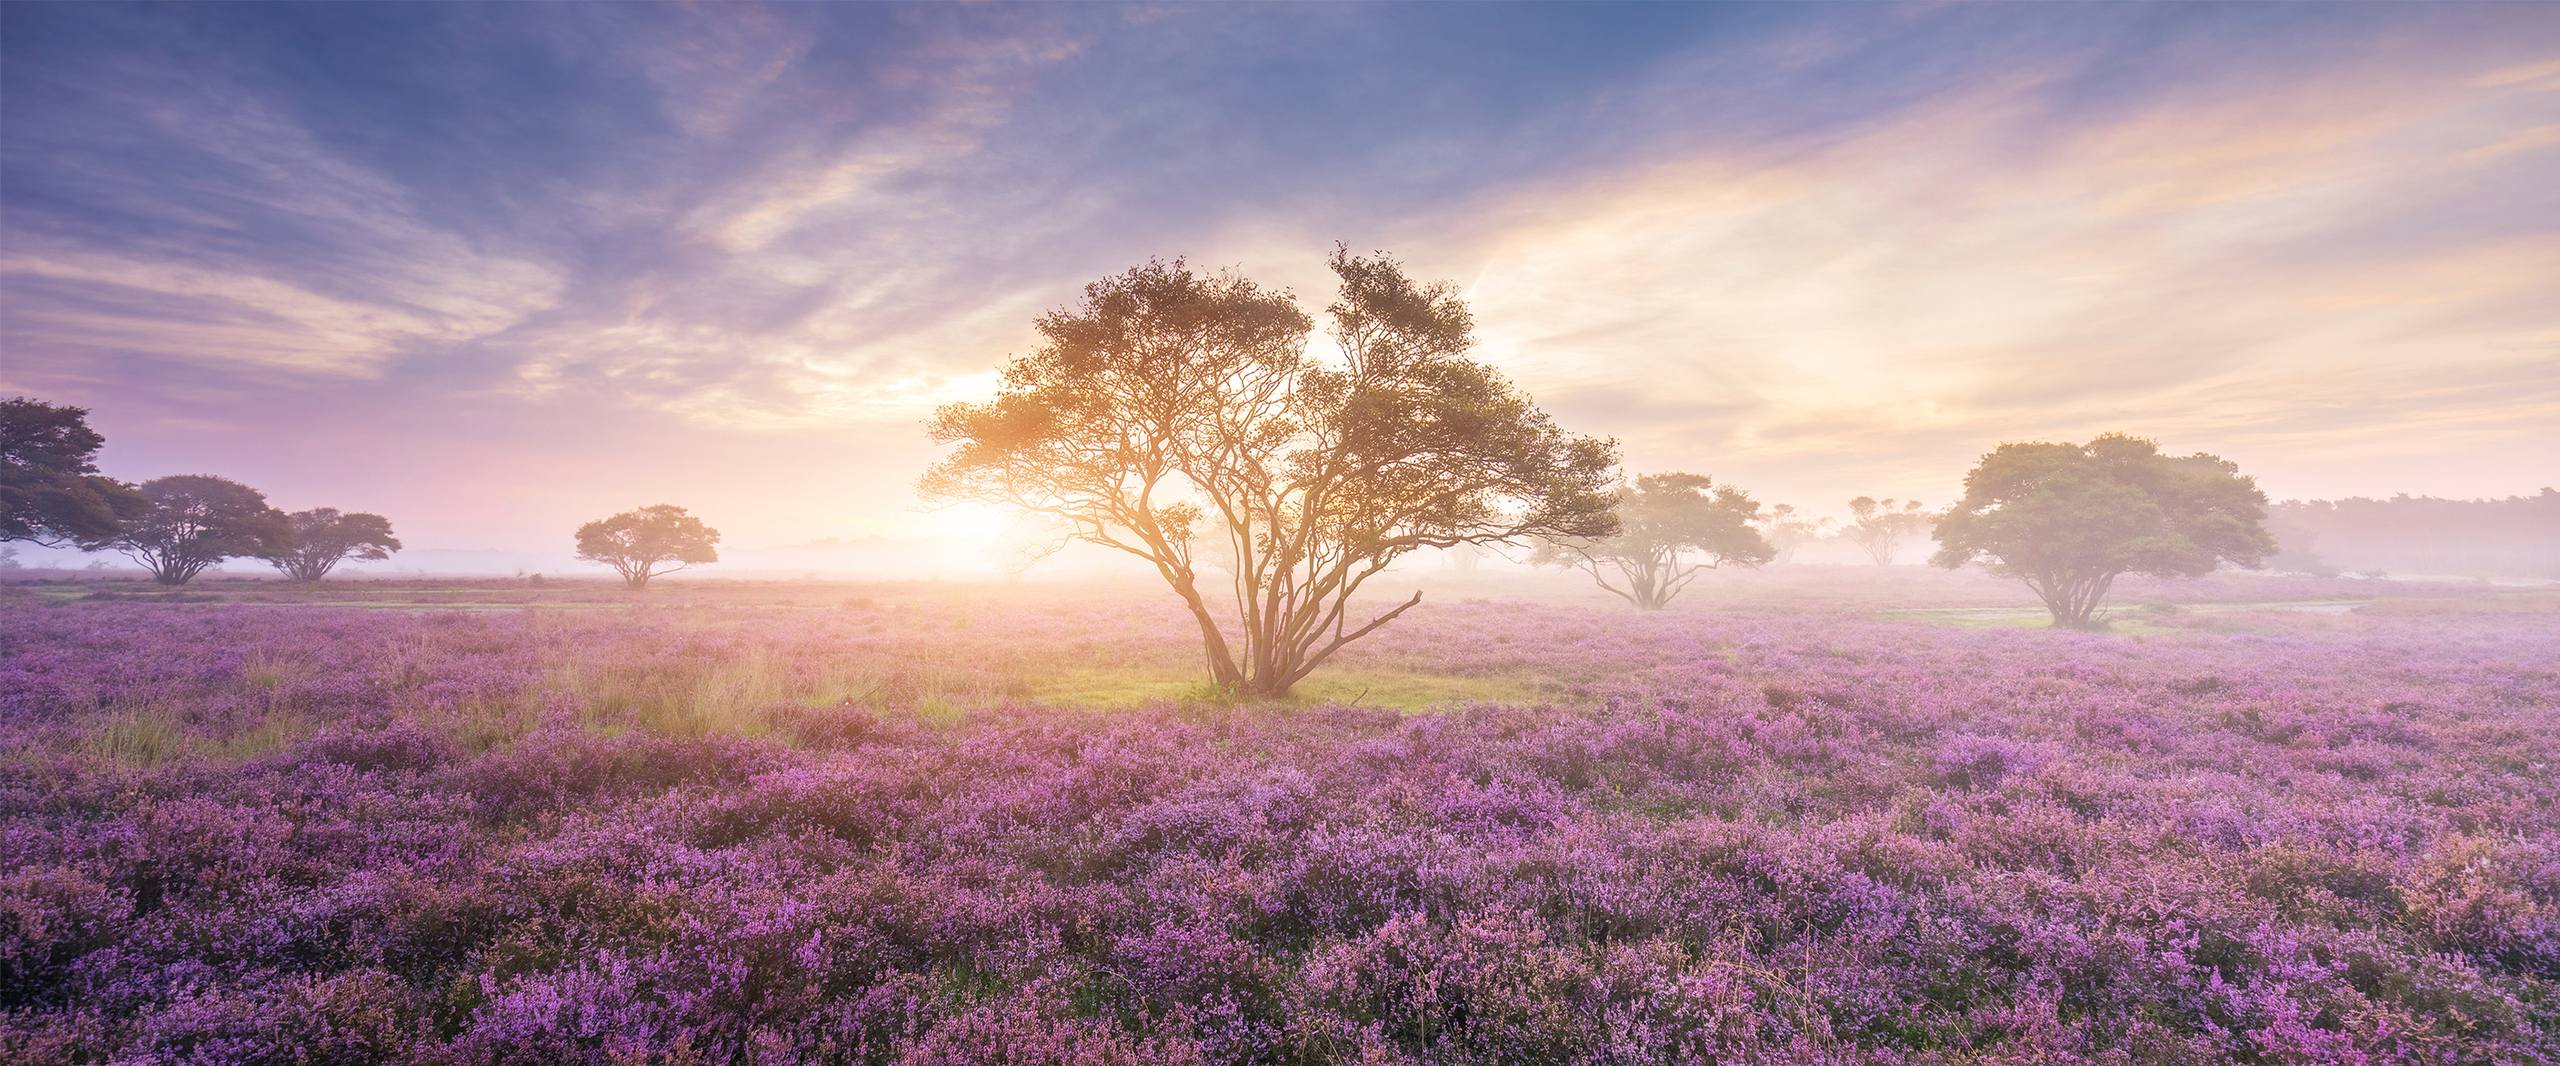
81, 706, 313, 768
89, 709, 189, 768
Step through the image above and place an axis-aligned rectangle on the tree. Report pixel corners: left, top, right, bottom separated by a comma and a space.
110, 475, 288, 585
262, 508, 402, 582
1535, 473, 1772, 609
925, 248, 1618, 697
1845, 496, 1933, 565
1931, 434, 2275, 627
2, 397, 144, 548
575, 504, 719, 589
1754, 503, 1831, 564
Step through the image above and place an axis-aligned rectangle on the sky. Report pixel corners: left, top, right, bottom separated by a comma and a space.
3, 2, 2556, 569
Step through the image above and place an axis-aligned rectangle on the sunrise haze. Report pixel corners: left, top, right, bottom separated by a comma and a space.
4, 3, 2555, 563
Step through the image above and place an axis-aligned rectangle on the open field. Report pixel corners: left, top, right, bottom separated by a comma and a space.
2, 571, 2555, 1063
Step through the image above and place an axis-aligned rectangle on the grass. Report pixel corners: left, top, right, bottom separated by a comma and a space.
533, 656, 1556, 733
547, 647, 1036, 739
88, 709, 188, 768
84, 705, 314, 769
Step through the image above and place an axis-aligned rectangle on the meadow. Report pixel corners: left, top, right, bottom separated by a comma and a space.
1, 569, 2553, 1063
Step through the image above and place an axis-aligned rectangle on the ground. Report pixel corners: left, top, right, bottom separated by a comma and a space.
1, 567, 2553, 1063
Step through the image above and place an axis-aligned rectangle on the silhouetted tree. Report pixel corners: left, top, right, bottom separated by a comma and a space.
925, 249, 1618, 697
1753, 503, 1831, 564
1536, 473, 1771, 609
110, 475, 289, 585
1932, 434, 2274, 627
2, 397, 144, 548
262, 508, 402, 582
1845, 496, 1933, 565
576, 504, 719, 589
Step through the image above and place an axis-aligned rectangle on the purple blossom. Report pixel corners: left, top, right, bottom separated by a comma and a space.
0, 588, 2553, 1062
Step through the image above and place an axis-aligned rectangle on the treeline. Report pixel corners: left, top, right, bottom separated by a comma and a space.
2268, 491, 2560, 579
1, 398, 401, 584
4, 397, 727, 588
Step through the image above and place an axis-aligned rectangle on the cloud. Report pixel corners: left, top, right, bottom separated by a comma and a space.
3, 3, 2553, 550
0, 52, 562, 377
1414, 39, 2560, 503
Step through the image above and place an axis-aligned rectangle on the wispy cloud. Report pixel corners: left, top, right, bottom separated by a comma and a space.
1421, 33, 2560, 504
1, 46, 562, 376
2, 2, 2553, 550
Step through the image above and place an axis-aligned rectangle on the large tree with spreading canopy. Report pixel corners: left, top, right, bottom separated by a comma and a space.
110, 475, 289, 585
575, 504, 720, 589
1535, 473, 1771, 609
262, 508, 403, 581
1932, 434, 2275, 626
925, 248, 1618, 697
2, 397, 144, 549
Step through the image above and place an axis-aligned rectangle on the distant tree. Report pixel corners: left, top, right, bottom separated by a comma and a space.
575, 504, 719, 589
0, 546, 20, 571
2264, 490, 2559, 579
1536, 473, 1772, 609
2, 397, 145, 548
1932, 434, 2275, 627
1753, 503, 1832, 564
261, 508, 402, 582
109, 475, 289, 586
1844, 496, 1933, 565
2262, 506, 2341, 577
925, 249, 1618, 697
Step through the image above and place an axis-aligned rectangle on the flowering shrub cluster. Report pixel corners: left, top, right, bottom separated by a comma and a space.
1, 586, 2554, 1062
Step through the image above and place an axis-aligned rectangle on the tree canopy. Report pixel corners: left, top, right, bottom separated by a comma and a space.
925, 248, 1618, 696
262, 508, 403, 582
1536, 473, 1771, 609
110, 475, 289, 586
1, 397, 144, 548
576, 504, 720, 589
1932, 434, 2275, 626
1753, 503, 1830, 564
1845, 496, 1933, 565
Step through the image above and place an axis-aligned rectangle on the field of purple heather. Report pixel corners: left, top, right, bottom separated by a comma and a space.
2, 574, 2555, 1063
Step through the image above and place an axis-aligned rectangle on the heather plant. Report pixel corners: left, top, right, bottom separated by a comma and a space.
1, 584, 2554, 1062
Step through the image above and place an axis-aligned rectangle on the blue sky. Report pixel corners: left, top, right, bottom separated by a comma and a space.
4, 2, 2555, 559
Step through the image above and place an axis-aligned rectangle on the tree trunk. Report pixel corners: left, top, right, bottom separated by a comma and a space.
2031, 571, 2114, 628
